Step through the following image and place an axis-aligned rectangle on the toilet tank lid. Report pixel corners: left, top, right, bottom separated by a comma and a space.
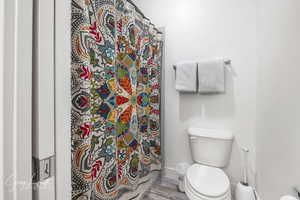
187, 128, 233, 140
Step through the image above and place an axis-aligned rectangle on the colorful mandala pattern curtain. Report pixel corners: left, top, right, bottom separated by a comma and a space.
71, 0, 163, 199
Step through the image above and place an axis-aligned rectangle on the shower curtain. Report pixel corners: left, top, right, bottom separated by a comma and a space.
71, 0, 163, 199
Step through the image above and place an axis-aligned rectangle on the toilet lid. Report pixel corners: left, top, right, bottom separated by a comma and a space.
186, 164, 230, 197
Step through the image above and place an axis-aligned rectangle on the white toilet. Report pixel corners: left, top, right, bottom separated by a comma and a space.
185, 128, 234, 200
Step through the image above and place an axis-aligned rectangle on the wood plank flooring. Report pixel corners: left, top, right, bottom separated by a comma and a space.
142, 177, 189, 200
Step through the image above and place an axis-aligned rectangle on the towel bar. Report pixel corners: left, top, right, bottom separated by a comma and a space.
173, 59, 231, 71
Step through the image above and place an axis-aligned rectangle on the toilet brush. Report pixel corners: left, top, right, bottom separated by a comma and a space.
235, 147, 257, 200
241, 147, 249, 186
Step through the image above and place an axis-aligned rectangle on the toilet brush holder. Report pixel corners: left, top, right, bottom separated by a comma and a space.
235, 147, 257, 200
235, 182, 257, 200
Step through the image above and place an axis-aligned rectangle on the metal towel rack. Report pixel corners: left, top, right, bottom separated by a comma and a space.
172, 59, 237, 77
173, 59, 232, 71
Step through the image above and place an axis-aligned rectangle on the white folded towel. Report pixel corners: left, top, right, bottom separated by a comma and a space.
175, 61, 198, 92
198, 59, 225, 93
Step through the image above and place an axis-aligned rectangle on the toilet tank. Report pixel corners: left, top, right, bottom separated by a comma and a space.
188, 128, 234, 168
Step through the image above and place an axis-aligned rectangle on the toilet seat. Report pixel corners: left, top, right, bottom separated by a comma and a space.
185, 164, 231, 200
185, 177, 231, 200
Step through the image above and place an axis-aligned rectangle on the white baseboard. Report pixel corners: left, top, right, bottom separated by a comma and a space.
162, 167, 179, 182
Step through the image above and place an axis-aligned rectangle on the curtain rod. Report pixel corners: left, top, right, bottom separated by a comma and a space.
126, 0, 163, 34
126, 0, 145, 18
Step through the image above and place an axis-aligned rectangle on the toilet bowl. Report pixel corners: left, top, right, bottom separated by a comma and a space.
185, 128, 234, 200
185, 164, 231, 200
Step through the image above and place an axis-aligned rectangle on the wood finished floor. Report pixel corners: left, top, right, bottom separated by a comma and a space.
142, 177, 189, 200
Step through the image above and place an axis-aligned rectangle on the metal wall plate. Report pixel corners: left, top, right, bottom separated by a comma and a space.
32, 156, 55, 183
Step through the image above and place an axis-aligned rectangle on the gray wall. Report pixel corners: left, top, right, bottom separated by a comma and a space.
256, 0, 300, 198
134, 0, 300, 198
134, 0, 258, 186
